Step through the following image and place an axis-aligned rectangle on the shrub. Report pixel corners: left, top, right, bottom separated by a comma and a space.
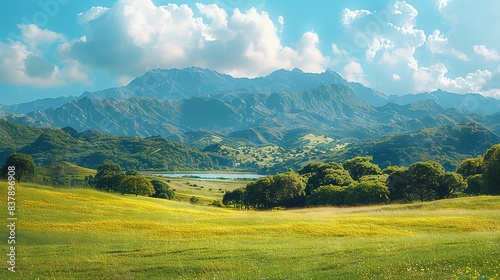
190, 196, 199, 204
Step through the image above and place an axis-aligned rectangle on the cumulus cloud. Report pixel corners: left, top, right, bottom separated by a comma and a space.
18, 24, 65, 49
343, 61, 367, 84
413, 63, 492, 93
335, 1, 426, 92
473, 45, 500, 61
334, 1, 500, 98
0, 24, 90, 87
341, 8, 371, 26
427, 30, 468, 60
59, 0, 329, 79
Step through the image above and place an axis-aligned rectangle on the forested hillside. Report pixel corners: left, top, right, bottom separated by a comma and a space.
0, 120, 232, 170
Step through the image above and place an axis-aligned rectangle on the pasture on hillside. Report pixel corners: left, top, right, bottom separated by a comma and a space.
0, 182, 499, 279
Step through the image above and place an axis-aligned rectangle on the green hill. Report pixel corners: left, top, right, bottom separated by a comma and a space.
270, 122, 499, 173
0, 119, 233, 170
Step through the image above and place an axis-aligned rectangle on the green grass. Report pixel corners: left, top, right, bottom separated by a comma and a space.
0, 182, 499, 279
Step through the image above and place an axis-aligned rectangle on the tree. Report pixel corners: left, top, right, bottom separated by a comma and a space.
150, 179, 175, 199
222, 188, 246, 208
94, 161, 125, 192
343, 156, 382, 181
300, 162, 353, 194
343, 181, 390, 206
306, 185, 345, 206
386, 167, 410, 202
125, 169, 138, 176
244, 176, 273, 209
1, 153, 36, 182
456, 157, 483, 178
406, 161, 445, 201
270, 171, 306, 208
47, 162, 66, 186
465, 174, 483, 194
119, 175, 155, 196
482, 144, 500, 194
437, 172, 467, 198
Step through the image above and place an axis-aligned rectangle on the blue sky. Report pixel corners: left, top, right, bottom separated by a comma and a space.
1, 0, 499, 104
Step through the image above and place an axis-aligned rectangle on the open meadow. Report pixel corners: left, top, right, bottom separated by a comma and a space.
1, 181, 499, 279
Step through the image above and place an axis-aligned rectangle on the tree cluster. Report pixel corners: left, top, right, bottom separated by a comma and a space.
90, 161, 174, 198
223, 144, 500, 209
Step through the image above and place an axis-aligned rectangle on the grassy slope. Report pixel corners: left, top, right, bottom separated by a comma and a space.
0, 182, 499, 279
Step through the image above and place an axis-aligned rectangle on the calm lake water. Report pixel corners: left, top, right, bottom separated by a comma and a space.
152, 173, 265, 180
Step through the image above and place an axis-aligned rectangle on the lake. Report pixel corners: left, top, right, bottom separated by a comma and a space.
152, 173, 265, 180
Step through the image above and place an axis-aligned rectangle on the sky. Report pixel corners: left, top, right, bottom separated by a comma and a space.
0, 0, 499, 104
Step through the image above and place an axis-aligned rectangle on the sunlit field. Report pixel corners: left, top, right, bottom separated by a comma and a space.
1, 182, 499, 279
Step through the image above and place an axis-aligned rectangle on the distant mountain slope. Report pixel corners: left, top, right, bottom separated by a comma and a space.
386, 90, 500, 115
269, 122, 499, 173
82, 67, 348, 100
0, 96, 77, 114
338, 122, 499, 169
14, 84, 378, 139
349, 82, 389, 107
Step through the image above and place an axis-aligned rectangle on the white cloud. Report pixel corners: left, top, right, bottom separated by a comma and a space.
473, 45, 500, 61
437, 0, 450, 12
0, 24, 89, 88
413, 63, 492, 93
338, 1, 425, 70
77, 6, 110, 25
343, 61, 367, 84
333, 1, 500, 98
18, 24, 65, 49
60, 0, 329, 80
341, 8, 371, 26
277, 15, 284, 33
427, 30, 468, 60
293, 32, 330, 73
0, 41, 62, 87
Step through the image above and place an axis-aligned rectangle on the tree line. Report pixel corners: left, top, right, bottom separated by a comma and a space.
223, 144, 500, 209
0, 155, 175, 199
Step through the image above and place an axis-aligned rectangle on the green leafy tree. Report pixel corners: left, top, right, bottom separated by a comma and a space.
120, 175, 155, 196
222, 188, 246, 208
270, 171, 306, 208
94, 161, 125, 192
300, 162, 353, 194
306, 185, 345, 206
406, 161, 445, 201
343, 181, 390, 206
456, 157, 483, 178
343, 156, 382, 181
47, 162, 66, 186
386, 167, 410, 202
150, 179, 175, 199
465, 174, 483, 194
244, 176, 273, 209
125, 169, 138, 176
482, 144, 500, 194
1, 153, 36, 182
437, 172, 467, 198
382, 165, 407, 176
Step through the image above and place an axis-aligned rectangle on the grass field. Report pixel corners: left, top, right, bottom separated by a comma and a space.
1, 181, 499, 279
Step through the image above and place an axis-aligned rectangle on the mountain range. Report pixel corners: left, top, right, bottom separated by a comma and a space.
1, 66, 499, 171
